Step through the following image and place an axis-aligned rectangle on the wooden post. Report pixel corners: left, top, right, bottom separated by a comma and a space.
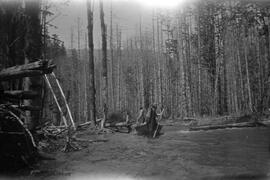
24, 0, 42, 130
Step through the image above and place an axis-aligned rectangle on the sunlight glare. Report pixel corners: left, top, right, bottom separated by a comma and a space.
135, 0, 183, 8
112, 0, 184, 8
51, 0, 184, 8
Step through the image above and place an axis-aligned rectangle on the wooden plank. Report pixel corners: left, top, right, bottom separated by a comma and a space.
0, 131, 25, 135
0, 60, 55, 81
11, 105, 42, 111
0, 70, 43, 81
72, 137, 108, 143
0, 60, 47, 72
3, 90, 39, 99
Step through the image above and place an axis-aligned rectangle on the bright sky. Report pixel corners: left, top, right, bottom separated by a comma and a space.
112, 0, 183, 8
51, 0, 184, 8
49, 0, 185, 49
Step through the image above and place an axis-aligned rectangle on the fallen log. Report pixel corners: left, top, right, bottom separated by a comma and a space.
72, 137, 108, 143
0, 70, 43, 81
189, 122, 266, 131
0, 60, 55, 81
105, 122, 132, 133
2, 90, 39, 99
0, 60, 47, 72
77, 121, 92, 129
105, 122, 131, 127
183, 116, 237, 122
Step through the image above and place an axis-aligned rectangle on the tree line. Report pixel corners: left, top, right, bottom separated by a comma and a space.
81, 0, 270, 121
44, 0, 270, 124
1, 0, 270, 130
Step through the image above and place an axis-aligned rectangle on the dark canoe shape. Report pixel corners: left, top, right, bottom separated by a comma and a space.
135, 123, 162, 137
135, 123, 149, 135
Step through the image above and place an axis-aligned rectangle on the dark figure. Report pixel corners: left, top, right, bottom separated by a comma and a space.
147, 105, 158, 137
136, 107, 146, 124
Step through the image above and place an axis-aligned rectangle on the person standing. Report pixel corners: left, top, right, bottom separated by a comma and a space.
147, 104, 158, 137
136, 107, 146, 125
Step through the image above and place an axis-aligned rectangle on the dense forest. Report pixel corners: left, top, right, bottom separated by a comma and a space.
1, 0, 270, 129
88, 0, 270, 121
2, 0, 270, 177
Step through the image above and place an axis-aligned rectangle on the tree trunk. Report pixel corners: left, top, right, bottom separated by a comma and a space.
244, 37, 253, 112
156, 13, 162, 106
86, 0, 96, 125
100, 0, 108, 128
139, 17, 145, 109
109, 0, 114, 112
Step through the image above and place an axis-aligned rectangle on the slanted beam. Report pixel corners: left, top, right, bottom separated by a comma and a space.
51, 72, 76, 130
44, 74, 68, 128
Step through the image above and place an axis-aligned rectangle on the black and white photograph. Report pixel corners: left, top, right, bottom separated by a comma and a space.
0, 0, 270, 179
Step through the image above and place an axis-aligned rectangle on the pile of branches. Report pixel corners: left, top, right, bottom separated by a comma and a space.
37, 121, 110, 153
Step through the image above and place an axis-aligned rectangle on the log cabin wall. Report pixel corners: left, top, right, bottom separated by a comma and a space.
0, 0, 43, 130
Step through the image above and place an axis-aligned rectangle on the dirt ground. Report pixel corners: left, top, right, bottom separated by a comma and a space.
1, 125, 270, 180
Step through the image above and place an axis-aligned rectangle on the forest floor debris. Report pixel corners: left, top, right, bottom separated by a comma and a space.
37, 125, 110, 154
2, 125, 270, 180
2, 109, 270, 177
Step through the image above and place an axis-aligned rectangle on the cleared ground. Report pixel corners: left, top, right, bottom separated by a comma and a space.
1, 126, 270, 180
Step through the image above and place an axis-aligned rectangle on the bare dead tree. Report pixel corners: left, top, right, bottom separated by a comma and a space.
86, 0, 96, 125
99, 0, 108, 128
